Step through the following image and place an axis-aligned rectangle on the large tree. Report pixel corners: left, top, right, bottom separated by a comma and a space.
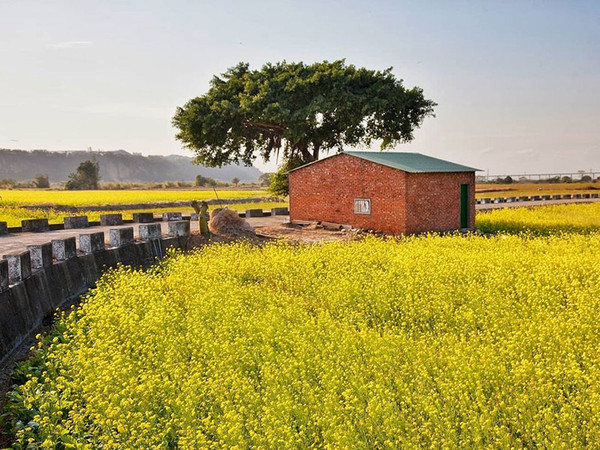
172, 60, 436, 167
65, 160, 100, 190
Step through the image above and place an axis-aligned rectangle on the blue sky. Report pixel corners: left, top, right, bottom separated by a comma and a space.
1, 0, 599, 174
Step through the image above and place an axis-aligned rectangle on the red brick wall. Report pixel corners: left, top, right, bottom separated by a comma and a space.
289, 153, 408, 234
405, 172, 476, 234
289, 153, 476, 234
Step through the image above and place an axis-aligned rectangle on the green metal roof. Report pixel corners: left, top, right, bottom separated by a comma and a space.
289, 151, 480, 173
345, 151, 480, 173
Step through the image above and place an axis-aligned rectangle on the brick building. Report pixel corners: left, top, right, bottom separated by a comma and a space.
288, 151, 478, 234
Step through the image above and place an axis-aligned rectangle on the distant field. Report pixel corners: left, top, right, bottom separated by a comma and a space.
476, 202, 600, 235
0, 201, 288, 227
476, 182, 598, 198
0, 189, 267, 207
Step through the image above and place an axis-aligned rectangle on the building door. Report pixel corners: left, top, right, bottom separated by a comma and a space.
460, 184, 469, 228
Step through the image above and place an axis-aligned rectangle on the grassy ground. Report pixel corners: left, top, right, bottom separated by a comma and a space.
0, 189, 268, 207
0, 202, 288, 227
475, 182, 599, 198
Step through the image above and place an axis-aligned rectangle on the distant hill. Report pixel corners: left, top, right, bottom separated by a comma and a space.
0, 149, 262, 183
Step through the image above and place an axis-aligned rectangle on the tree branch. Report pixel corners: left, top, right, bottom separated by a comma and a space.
242, 121, 285, 134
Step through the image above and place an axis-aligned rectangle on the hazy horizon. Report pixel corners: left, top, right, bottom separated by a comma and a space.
1, 1, 598, 175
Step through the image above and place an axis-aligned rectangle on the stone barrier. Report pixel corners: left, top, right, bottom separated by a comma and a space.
162, 212, 183, 221
2, 251, 32, 284
64, 216, 89, 229
27, 243, 53, 271
79, 232, 105, 254
100, 214, 123, 226
139, 223, 162, 241
109, 227, 134, 248
133, 212, 155, 223
0, 259, 7, 291
21, 219, 50, 233
0, 222, 7, 235
271, 207, 289, 215
168, 221, 190, 237
52, 237, 77, 261
246, 209, 264, 218
0, 233, 190, 368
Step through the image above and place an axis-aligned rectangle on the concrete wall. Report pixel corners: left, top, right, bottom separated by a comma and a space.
289, 154, 408, 234
0, 232, 190, 368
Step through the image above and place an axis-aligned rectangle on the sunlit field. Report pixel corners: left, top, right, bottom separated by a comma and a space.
475, 182, 599, 199
476, 202, 600, 235
0, 189, 267, 207
0, 202, 289, 227
4, 231, 600, 447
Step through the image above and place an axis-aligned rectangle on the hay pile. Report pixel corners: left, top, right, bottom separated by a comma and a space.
209, 208, 255, 237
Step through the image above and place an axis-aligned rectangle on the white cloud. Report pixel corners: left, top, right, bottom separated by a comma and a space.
46, 41, 93, 49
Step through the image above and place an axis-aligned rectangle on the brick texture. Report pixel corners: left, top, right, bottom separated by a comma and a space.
289, 153, 475, 234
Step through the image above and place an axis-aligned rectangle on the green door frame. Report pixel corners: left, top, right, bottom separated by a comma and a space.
460, 184, 469, 228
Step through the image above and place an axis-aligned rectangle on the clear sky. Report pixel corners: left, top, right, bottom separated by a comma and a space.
1, 0, 599, 175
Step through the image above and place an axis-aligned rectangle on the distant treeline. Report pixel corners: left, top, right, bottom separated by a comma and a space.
0, 149, 262, 184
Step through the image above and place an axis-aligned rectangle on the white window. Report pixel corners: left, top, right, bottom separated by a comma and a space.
354, 198, 371, 214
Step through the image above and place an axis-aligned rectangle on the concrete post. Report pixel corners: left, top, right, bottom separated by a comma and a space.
162, 212, 183, 221
139, 223, 161, 240
109, 227, 134, 248
100, 214, 123, 226
79, 232, 105, 254
64, 216, 89, 229
27, 243, 53, 271
0, 222, 7, 235
133, 212, 155, 223
271, 207, 289, 215
0, 259, 8, 291
246, 209, 264, 217
168, 221, 190, 237
52, 237, 77, 261
21, 219, 50, 232
2, 251, 32, 284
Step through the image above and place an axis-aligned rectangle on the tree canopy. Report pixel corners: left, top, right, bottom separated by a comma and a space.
172, 60, 436, 167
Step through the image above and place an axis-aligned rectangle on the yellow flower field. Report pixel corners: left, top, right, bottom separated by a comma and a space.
0, 189, 266, 207
5, 234, 600, 447
476, 202, 600, 234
